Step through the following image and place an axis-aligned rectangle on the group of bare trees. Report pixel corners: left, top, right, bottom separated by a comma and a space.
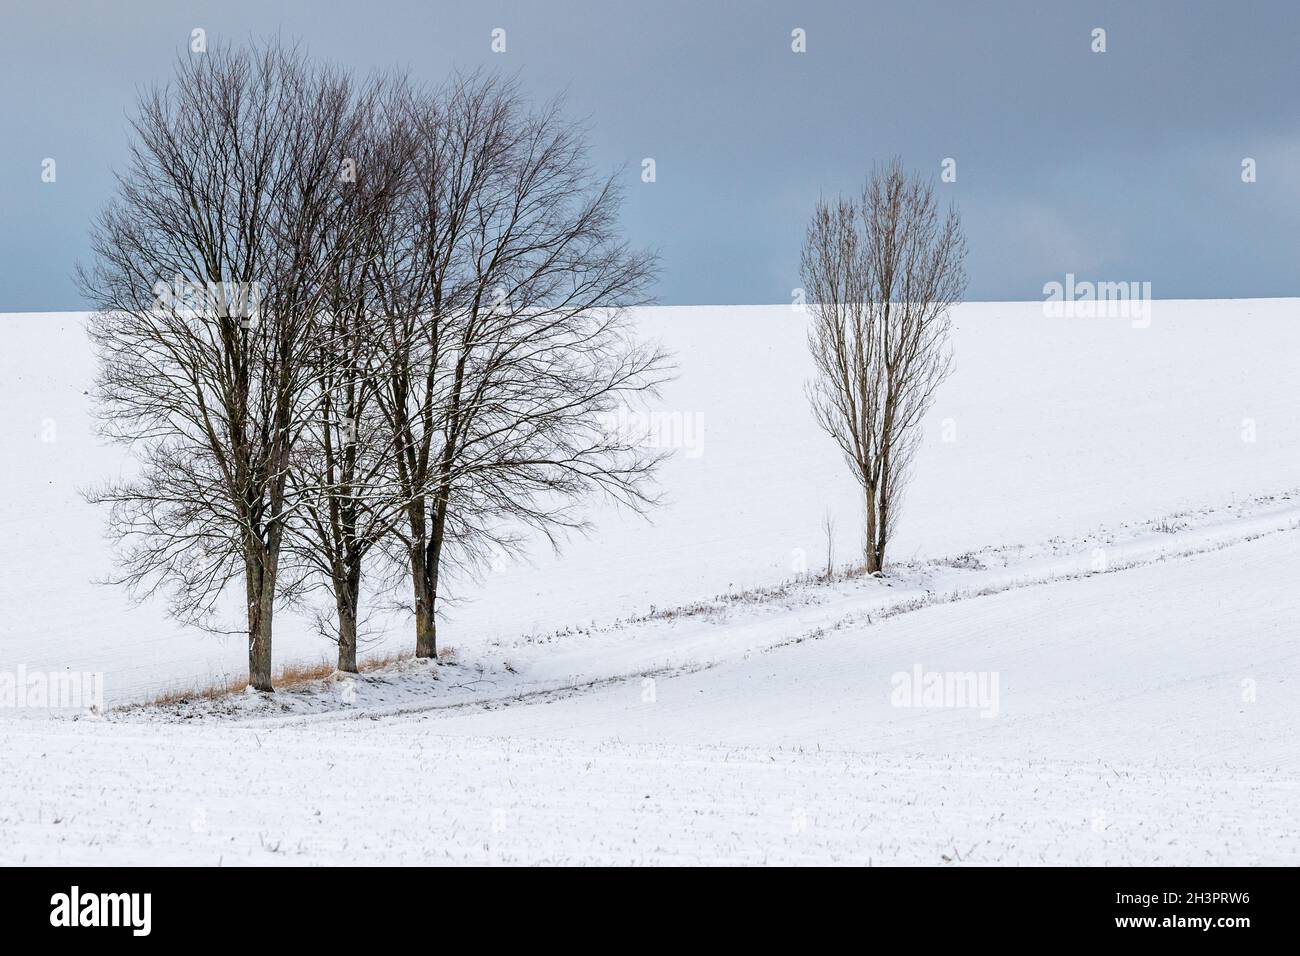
801, 159, 967, 573
79, 41, 667, 691
76, 37, 963, 688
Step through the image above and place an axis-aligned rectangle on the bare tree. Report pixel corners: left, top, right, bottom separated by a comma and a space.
79, 42, 362, 690
364, 75, 491, 660
801, 158, 966, 574
372, 73, 669, 659
284, 80, 411, 673
822, 509, 836, 581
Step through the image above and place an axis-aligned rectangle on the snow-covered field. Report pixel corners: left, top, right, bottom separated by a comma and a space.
2, 300, 1298, 864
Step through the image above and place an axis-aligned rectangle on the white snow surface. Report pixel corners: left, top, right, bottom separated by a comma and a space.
2, 300, 1298, 865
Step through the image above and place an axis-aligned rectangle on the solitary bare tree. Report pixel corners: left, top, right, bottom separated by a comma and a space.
801, 158, 966, 573
79, 42, 363, 690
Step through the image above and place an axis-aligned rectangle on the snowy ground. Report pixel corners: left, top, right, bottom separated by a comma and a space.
2, 301, 1298, 864
3, 301, 1298, 704
3, 517, 1297, 865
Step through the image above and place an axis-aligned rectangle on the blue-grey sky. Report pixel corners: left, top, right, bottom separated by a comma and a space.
2, 0, 1297, 309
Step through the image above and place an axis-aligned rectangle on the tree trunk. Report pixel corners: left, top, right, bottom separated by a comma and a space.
864, 485, 882, 574
411, 496, 448, 660
405, 496, 436, 659
422, 504, 448, 659
336, 574, 360, 673
246, 555, 275, 692
412, 544, 436, 659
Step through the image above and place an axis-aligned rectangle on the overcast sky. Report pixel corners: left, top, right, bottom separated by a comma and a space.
2, 0, 1297, 310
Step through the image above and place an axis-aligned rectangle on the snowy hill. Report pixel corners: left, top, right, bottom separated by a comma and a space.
3, 515, 1297, 864
3, 300, 1297, 705
2, 300, 1298, 864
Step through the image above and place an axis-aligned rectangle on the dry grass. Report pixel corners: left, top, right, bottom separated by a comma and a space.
146, 674, 249, 708
140, 645, 455, 708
